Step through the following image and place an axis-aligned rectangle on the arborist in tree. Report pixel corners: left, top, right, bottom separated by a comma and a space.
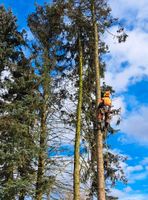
98, 90, 112, 131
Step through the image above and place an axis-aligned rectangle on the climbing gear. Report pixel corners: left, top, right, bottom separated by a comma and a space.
97, 90, 112, 131
102, 90, 112, 107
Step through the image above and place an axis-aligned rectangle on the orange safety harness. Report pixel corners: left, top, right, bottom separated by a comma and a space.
98, 90, 112, 107
97, 90, 112, 130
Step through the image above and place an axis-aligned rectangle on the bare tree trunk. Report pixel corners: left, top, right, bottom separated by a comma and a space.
36, 108, 46, 200
91, 1, 106, 200
36, 55, 49, 200
73, 36, 83, 200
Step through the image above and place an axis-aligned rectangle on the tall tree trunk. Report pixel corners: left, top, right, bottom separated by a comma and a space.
73, 36, 83, 200
36, 109, 46, 200
91, 1, 106, 200
36, 61, 48, 200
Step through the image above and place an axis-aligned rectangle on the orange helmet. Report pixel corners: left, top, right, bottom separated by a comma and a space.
104, 90, 110, 97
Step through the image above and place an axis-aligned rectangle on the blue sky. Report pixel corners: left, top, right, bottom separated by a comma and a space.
0, 0, 47, 28
105, 1, 148, 199
1, 0, 148, 199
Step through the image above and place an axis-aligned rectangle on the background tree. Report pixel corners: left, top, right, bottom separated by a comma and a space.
28, 3, 67, 199
0, 6, 38, 200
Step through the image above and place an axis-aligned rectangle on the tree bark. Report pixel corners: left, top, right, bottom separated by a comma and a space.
91, 1, 106, 200
36, 109, 46, 200
36, 54, 49, 200
73, 36, 83, 200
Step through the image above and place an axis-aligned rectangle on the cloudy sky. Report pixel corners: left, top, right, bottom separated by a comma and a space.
1, 0, 148, 199
106, 0, 148, 199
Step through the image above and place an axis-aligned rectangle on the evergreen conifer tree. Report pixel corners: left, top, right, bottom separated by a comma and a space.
28, 3, 66, 199
0, 6, 38, 200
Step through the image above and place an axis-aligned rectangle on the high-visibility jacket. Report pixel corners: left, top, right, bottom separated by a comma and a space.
98, 91, 112, 106
102, 97, 112, 106
102, 91, 112, 106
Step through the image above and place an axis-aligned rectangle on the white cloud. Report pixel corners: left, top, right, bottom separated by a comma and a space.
109, 0, 148, 30
105, 28, 148, 92
121, 106, 148, 143
126, 165, 143, 174
141, 157, 148, 165
110, 187, 148, 200
112, 96, 126, 114
110, 155, 148, 199
112, 151, 148, 184
129, 172, 148, 183
124, 186, 132, 193
103, 0, 148, 93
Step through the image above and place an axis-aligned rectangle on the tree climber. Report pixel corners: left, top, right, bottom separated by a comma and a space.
98, 90, 112, 131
